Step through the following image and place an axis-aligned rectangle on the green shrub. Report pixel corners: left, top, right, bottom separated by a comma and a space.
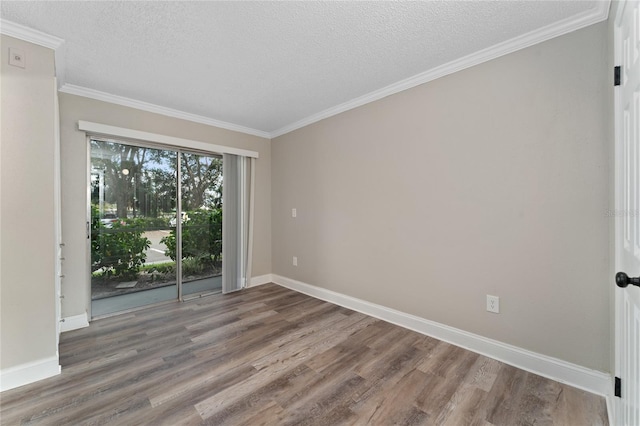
90, 205, 102, 269
91, 207, 151, 279
161, 208, 222, 268
182, 257, 205, 276
140, 216, 170, 230
140, 261, 175, 274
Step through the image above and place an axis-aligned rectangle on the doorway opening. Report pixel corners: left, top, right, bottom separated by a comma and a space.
89, 138, 223, 317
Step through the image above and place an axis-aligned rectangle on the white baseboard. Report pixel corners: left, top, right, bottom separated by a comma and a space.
606, 393, 614, 426
272, 274, 611, 397
60, 312, 89, 333
249, 274, 273, 288
0, 356, 60, 392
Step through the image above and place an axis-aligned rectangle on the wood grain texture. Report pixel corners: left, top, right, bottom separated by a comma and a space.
0, 284, 607, 425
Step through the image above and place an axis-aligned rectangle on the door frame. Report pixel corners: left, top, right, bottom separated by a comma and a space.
80, 121, 258, 320
613, 3, 622, 421
54, 78, 62, 344
613, 0, 640, 423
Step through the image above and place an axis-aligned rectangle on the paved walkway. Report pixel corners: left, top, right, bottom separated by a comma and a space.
92, 275, 222, 317
144, 230, 172, 264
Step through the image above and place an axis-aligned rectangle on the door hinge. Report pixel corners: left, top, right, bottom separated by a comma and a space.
614, 66, 621, 86
615, 376, 621, 398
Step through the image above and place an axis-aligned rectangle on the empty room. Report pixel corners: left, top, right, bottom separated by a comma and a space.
1, 1, 638, 425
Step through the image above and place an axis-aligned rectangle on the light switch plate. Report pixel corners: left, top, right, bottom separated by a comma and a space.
9, 48, 25, 68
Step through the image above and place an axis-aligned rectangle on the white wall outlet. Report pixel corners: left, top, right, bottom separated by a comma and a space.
292, 256, 298, 266
486, 295, 500, 313
292, 208, 297, 218
9, 48, 25, 68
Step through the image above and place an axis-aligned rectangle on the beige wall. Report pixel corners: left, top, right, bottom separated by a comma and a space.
58, 94, 271, 318
0, 35, 58, 369
272, 23, 611, 371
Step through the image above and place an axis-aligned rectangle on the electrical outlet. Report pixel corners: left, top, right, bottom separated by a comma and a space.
292, 208, 297, 218
486, 295, 500, 313
292, 256, 298, 266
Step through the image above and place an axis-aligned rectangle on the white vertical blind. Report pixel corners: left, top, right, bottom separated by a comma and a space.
245, 157, 256, 288
222, 154, 252, 293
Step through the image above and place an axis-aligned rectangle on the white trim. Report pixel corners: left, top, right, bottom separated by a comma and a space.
54, 48, 66, 89
54, 78, 62, 345
0, 356, 61, 392
249, 274, 273, 288
78, 121, 259, 158
62, 85, 270, 139
606, 382, 615, 426
272, 274, 611, 397
60, 312, 89, 333
0, 19, 67, 87
0, 19, 64, 50
269, 1, 611, 138
85, 136, 93, 320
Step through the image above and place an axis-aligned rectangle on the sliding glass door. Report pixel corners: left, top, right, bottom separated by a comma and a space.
90, 138, 223, 317
180, 152, 223, 296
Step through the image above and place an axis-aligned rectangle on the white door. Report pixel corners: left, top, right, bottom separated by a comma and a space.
615, 1, 640, 424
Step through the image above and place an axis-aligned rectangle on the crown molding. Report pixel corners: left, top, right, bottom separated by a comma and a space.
2, 2, 611, 140
59, 84, 271, 139
1, 19, 67, 87
269, 0, 611, 138
0, 19, 64, 50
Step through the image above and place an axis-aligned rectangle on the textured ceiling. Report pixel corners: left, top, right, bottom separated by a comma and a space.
1, 1, 606, 137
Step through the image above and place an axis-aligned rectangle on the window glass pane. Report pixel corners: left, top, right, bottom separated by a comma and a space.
90, 139, 178, 316
180, 152, 223, 296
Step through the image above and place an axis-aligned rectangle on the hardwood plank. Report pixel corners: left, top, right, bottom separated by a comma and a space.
0, 284, 608, 425
414, 371, 464, 418
279, 372, 365, 426
551, 385, 608, 426
353, 368, 431, 425
201, 364, 310, 425
230, 400, 286, 426
481, 364, 530, 425
436, 385, 488, 426
463, 355, 503, 392
349, 346, 431, 420
195, 315, 375, 420
352, 331, 427, 380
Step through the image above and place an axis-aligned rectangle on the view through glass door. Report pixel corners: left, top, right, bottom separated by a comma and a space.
179, 152, 224, 297
90, 138, 223, 317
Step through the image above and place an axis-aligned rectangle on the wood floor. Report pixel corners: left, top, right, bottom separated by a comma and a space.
0, 284, 607, 425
